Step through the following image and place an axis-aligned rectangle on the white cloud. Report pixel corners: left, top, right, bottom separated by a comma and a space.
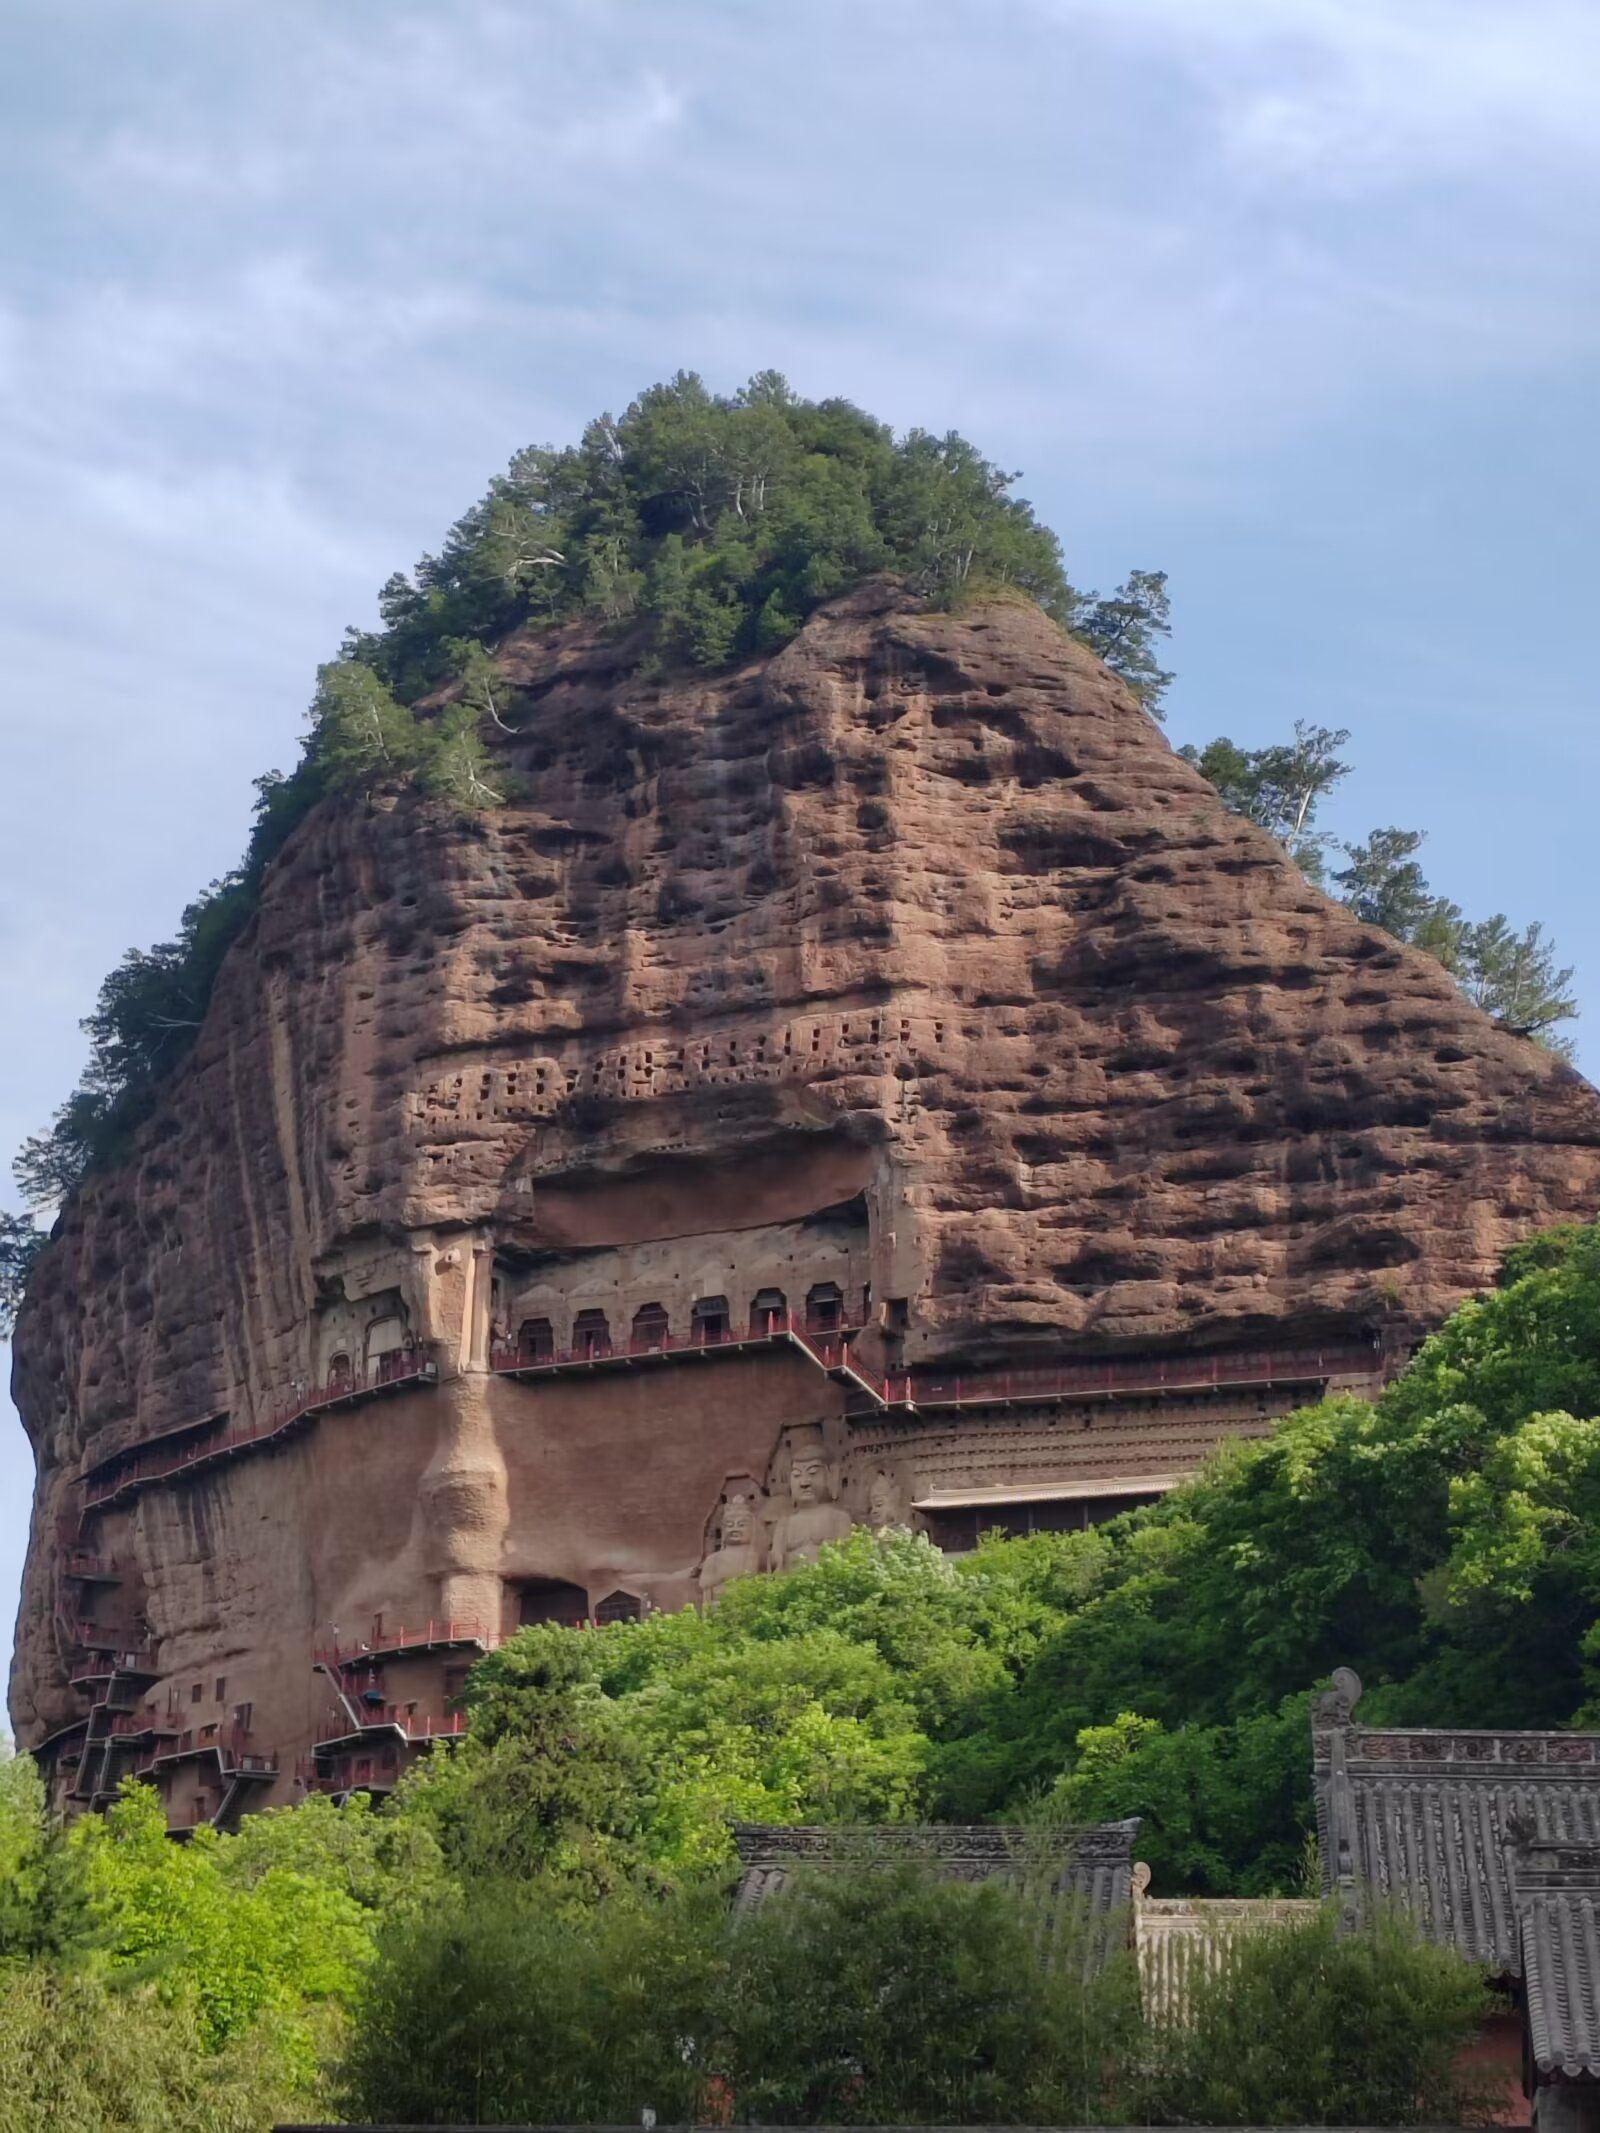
1032, 0, 1600, 191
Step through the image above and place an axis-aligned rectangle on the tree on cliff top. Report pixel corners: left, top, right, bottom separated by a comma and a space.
341, 370, 1106, 694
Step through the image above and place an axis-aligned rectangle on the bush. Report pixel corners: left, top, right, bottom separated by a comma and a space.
1140, 1906, 1494, 2126
331, 1853, 1498, 2128
337, 1880, 724, 2126
714, 1860, 1142, 2125
0, 1967, 311, 2133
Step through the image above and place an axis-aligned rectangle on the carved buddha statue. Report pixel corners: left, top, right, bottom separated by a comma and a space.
698, 1479, 765, 1605
770, 1426, 852, 1570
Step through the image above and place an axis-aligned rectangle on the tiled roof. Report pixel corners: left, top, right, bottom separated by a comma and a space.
1133, 1873, 1316, 2023
730, 1820, 1138, 1961
1311, 1669, 1600, 1976
1512, 1836, 1600, 2078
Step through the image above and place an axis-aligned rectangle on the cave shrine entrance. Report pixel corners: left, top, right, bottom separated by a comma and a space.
631, 1302, 669, 1353
691, 1295, 730, 1346
516, 1578, 590, 1628
751, 1288, 787, 1336
572, 1309, 611, 1360
805, 1281, 844, 1333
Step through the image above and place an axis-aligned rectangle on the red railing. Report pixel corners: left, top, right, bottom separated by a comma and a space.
69, 1647, 156, 1690
136, 1723, 277, 1778
106, 1708, 168, 1740
488, 1313, 1378, 1413
62, 1550, 119, 1582
314, 1618, 500, 1669
881, 1344, 1384, 1410
81, 1349, 436, 1513
295, 1754, 406, 1795
314, 1704, 468, 1748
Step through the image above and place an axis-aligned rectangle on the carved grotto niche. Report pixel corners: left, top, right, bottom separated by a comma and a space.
698, 1473, 768, 1606
766, 1422, 852, 1571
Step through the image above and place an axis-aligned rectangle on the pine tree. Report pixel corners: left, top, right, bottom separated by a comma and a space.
1075, 569, 1175, 719
1334, 826, 1437, 937
417, 701, 505, 812
310, 662, 422, 792
0, 1209, 44, 1334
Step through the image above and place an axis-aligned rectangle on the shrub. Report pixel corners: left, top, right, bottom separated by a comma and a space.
337, 1880, 724, 2126
1140, 1905, 1494, 2126
712, 1860, 1142, 2126
0, 1968, 311, 2133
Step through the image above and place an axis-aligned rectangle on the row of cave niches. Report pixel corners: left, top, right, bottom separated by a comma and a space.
497, 1280, 868, 1362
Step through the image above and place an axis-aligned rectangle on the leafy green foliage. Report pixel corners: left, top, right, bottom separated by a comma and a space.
0, 1212, 44, 1337
76, 1783, 373, 2062
1075, 567, 1175, 719
1143, 1906, 1492, 2127
1334, 825, 1450, 940
1046, 1702, 1315, 1899
345, 372, 1082, 700
0, 1968, 310, 2133
1454, 914, 1578, 1051
716, 1862, 1140, 2126
338, 1880, 724, 2127
1180, 721, 1352, 880
1183, 746, 1580, 1049
1333, 830, 1577, 1049
0, 1753, 98, 1972
337, 1860, 1485, 2130
392, 1633, 655, 1896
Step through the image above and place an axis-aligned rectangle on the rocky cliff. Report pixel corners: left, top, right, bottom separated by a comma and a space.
13, 583, 1600, 1815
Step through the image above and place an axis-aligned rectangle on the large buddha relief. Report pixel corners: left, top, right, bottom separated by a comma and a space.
765, 1421, 852, 1571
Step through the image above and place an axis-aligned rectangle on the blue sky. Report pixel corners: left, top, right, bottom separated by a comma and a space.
3, 0, 1597, 1688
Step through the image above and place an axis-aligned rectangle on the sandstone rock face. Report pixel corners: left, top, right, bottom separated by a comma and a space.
13, 583, 1600, 1821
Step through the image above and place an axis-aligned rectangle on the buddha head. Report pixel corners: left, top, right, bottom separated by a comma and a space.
720, 1487, 757, 1548
786, 1427, 830, 1507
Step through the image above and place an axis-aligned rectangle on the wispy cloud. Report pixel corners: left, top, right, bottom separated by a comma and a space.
1034, 0, 1600, 190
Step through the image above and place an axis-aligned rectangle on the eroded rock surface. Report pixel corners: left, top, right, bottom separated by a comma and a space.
13, 583, 1600, 1819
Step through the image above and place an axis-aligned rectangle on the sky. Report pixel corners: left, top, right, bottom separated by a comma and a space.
2, 0, 1597, 1686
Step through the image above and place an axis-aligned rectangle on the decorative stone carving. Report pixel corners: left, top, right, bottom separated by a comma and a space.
698, 1474, 767, 1606
1312, 1665, 1363, 1729
767, 1424, 852, 1570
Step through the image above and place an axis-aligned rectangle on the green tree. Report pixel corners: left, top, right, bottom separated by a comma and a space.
1075, 568, 1175, 718
338, 1881, 722, 2128
1457, 913, 1578, 1052
1142, 1907, 1491, 2127
416, 698, 505, 810
1047, 1702, 1314, 1898
716, 1861, 1141, 2125
77, 1782, 372, 2060
1334, 825, 1439, 938
1181, 721, 1352, 879
1331, 833, 1576, 1053
0, 1753, 98, 1973
0, 1212, 43, 1335
0, 1968, 313, 2133
393, 1633, 653, 1894
307, 660, 421, 792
